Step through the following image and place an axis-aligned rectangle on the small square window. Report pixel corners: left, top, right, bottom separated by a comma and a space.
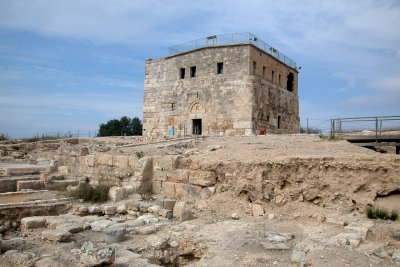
217, 62, 224, 74
180, 68, 185, 79
190, 66, 196, 78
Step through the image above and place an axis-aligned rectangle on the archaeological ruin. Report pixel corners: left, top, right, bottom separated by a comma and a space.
143, 33, 300, 138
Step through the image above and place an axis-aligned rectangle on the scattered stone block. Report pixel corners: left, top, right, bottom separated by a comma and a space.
392, 250, 400, 261
231, 213, 240, 220
21, 216, 46, 229
116, 204, 127, 214
145, 235, 169, 250
103, 223, 126, 237
373, 245, 389, 259
78, 206, 88, 215
88, 206, 102, 214
45, 216, 67, 229
252, 204, 264, 217
73, 241, 115, 267
90, 220, 115, 232
344, 223, 371, 240
173, 201, 194, 222
138, 202, 152, 212
334, 233, 362, 248
148, 205, 160, 214
42, 229, 71, 242
137, 214, 159, 224
125, 201, 139, 211
103, 205, 117, 215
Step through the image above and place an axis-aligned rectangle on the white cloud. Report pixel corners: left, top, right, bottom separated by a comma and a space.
370, 76, 400, 93
330, 72, 356, 92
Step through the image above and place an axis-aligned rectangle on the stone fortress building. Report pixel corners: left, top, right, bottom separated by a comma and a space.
143, 33, 300, 138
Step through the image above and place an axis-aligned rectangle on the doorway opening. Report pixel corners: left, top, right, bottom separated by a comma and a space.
192, 119, 202, 135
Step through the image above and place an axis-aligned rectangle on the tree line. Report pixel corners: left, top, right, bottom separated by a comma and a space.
98, 116, 142, 137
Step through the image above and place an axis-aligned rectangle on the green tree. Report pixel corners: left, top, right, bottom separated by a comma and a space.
97, 116, 142, 137
131, 117, 142, 135
120, 116, 132, 135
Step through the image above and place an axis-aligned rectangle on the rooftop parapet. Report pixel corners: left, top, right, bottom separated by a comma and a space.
168, 32, 297, 69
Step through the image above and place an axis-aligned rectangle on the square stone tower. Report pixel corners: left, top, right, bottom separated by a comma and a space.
143, 33, 299, 138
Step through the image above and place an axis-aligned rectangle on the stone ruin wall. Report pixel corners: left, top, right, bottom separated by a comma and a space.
143, 44, 300, 138
58, 151, 400, 211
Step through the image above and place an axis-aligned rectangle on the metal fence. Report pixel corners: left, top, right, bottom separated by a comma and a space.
300, 118, 331, 134
168, 32, 297, 69
330, 116, 400, 136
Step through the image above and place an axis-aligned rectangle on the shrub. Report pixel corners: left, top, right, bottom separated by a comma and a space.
70, 182, 110, 203
390, 210, 399, 221
0, 133, 8, 141
366, 206, 398, 221
300, 127, 322, 134
136, 151, 145, 159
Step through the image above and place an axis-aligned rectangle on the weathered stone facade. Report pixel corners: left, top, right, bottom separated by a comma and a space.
143, 39, 299, 138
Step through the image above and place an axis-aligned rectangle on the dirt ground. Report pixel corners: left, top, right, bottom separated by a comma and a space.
1, 134, 399, 266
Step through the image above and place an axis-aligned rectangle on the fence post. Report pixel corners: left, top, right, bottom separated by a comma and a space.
375, 117, 378, 143
330, 119, 334, 139
306, 118, 309, 134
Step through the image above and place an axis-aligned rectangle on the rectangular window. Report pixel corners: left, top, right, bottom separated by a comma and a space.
217, 62, 224, 74
277, 116, 281, 129
271, 70, 274, 83
253, 61, 257, 75
279, 74, 281, 85
171, 103, 174, 111
180, 68, 185, 79
262, 66, 266, 78
190, 66, 196, 78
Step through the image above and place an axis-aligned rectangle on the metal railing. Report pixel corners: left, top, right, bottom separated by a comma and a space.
168, 32, 297, 69
330, 116, 400, 138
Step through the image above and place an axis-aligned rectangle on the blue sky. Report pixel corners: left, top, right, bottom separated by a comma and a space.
1, 0, 399, 137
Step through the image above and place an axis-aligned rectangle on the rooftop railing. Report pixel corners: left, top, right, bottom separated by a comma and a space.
168, 32, 297, 69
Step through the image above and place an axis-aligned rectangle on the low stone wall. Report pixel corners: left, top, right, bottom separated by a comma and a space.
0, 175, 40, 193
17, 180, 43, 191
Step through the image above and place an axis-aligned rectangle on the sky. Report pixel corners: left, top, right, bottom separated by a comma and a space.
0, 0, 399, 137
